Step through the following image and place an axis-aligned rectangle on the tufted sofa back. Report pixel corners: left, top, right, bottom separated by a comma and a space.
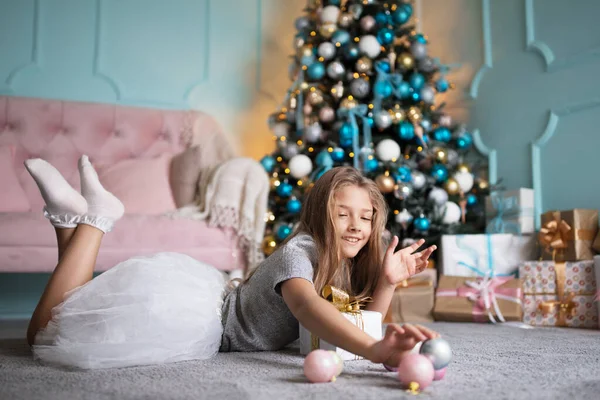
0, 96, 228, 212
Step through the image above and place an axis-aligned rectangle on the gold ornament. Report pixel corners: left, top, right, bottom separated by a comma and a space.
262, 235, 278, 256
269, 177, 281, 190
408, 107, 422, 123
355, 57, 373, 73
477, 178, 489, 190
457, 163, 471, 173
340, 97, 358, 109
319, 22, 338, 39
433, 147, 447, 163
397, 53, 415, 70
376, 174, 396, 194
297, 45, 313, 59
444, 177, 460, 195
264, 211, 275, 223
389, 107, 405, 123
307, 90, 324, 105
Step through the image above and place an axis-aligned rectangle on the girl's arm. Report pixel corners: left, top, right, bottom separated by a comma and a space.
365, 280, 395, 316
281, 277, 438, 365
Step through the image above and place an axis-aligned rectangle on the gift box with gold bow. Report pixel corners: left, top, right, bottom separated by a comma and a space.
384, 272, 435, 324
518, 260, 598, 329
539, 209, 598, 262
299, 285, 383, 361
433, 275, 524, 323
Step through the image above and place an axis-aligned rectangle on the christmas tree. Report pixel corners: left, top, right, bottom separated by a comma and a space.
259, 0, 490, 258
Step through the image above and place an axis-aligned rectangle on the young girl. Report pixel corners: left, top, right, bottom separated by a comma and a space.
24, 157, 439, 369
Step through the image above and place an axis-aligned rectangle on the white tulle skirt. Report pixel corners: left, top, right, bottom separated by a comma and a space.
33, 252, 228, 370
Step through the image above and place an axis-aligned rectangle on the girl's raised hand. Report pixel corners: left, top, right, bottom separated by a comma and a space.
382, 236, 436, 286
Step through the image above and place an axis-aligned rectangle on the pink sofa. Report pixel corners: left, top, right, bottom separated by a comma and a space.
0, 96, 247, 273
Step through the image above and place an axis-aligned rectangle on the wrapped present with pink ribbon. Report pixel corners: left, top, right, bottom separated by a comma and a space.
433, 275, 523, 323
518, 260, 598, 329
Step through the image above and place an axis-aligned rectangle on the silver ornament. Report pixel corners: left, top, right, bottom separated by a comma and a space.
319, 106, 335, 123
332, 81, 344, 99
355, 57, 373, 73
281, 143, 299, 160
421, 119, 432, 132
294, 16, 310, 31
439, 115, 452, 126
327, 61, 346, 80
339, 13, 353, 28
293, 36, 305, 50
428, 187, 448, 206
418, 56, 437, 73
374, 111, 393, 129
446, 149, 459, 166
394, 182, 413, 200
307, 90, 324, 105
395, 208, 413, 225
411, 42, 428, 60
420, 338, 453, 370
421, 85, 435, 104
349, 4, 363, 19
359, 15, 376, 32
272, 122, 289, 137
304, 122, 322, 143
350, 78, 370, 99
318, 42, 336, 60
411, 171, 426, 190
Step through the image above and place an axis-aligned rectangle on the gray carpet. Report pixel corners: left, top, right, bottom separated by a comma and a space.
0, 320, 598, 400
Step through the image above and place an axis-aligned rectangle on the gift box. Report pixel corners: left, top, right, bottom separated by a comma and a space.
433, 275, 523, 323
299, 286, 382, 361
485, 189, 534, 234
440, 234, 536, 278
384, 274, 435, 324
519, 260, 598, 329
539, 209, 598, 261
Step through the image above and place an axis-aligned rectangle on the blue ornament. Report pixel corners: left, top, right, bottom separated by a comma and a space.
364, 158, 379, 172
260, 155, 276, 172
466, 193, 477, 207
276, 224, 292, 240
397, 165, 412, 182
286, 198, 302, 214
399, 82, 411, 98
301, 54, 315, 66
366, 116, 374, 127
398, 121, 415, 140
331, 147, 345, 161
376, 60, 391, 73
316, 150, 333, 168
276, 182, 293, 197
436, 78, 449, 92
431, 164, 449, 182
421, 119, 432, 131
339, 123, 355, 140
377, 28, 395, 45
375, 12, 389, 26
409, 73, 425, 90
340, 137, 353, 148
374, 80, 393, 98
332, 30, 351, 46
392, 5, 412, 25
411, 91, 421, 102
413, 33, 427, 44
327, 0, 341, 5
307, 62, 325, 81
343, 44, 360, 60
414, 216, 431, 232
457, 132, 473, 149
433, 127, 452, 142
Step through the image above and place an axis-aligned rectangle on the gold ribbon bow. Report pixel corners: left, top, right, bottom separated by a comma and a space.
538, 212, 572, 260
321, 285, 372, 313
537, 260, 577, 327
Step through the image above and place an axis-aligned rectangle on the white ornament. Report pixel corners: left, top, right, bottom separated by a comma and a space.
428, 187, 448, 206
441, 201, 462, 224
321, 5, 340, 23
454, 171, 474, 192
288, 154, 313, 179
395, 208, 413, 225
272, 122, 289, 137
318, 42, 336, 60
411, 171, 426, 190
359, 35, 381, 58
375, 139, 401, 161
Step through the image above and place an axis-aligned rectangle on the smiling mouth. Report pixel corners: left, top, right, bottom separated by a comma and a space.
342, 237, 361, 244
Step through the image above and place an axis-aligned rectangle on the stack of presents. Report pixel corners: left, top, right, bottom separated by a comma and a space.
386, 189, 600, 330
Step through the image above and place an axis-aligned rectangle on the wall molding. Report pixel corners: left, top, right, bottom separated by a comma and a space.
468, 0, 492, 99
5, 0, 41, 88
531, 98, 600, 228
525, 0, 600, 73
93, 0, 121, 99
183, 0, 211, 102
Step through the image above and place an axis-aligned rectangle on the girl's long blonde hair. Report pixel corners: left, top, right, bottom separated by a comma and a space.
285, 166, 388, 300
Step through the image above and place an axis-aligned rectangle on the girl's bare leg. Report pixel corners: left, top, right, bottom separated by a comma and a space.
55, 227, 76, 261
27, 224, 104, 345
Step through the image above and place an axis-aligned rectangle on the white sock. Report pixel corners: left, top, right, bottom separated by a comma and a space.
24, 159, 87, 228
78, 155, 124, 233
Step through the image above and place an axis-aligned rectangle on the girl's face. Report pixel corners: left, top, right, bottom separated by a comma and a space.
333, 185, 374, 259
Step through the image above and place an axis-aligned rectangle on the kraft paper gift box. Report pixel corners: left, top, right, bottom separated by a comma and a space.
539, 209, 598, 261
440, 234, 536, 278
384, 274, 435, 324
433, 275, 523, 323
519, 260, 598, 329
485, 189, 535, 234
299, 286, 382, 361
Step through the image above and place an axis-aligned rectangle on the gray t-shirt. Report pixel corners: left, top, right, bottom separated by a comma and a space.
219, 233, 317, 352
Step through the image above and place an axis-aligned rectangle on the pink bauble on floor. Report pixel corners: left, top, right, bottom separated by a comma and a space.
433, 367, 447, 381
304, 350, 338, 383
397, 354, 435, 389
